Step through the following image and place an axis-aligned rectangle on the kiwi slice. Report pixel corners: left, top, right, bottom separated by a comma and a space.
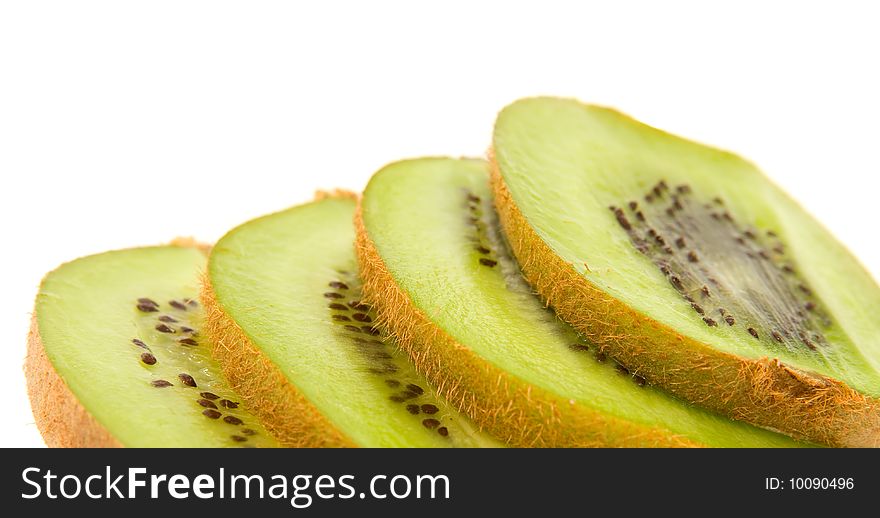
27, 242, 278, 447
490, 97, 880, 447
203, 193, 499, 447
356, 157, 804, 447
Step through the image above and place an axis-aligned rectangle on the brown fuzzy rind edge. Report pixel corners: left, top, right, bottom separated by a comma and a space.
25, 239, 214, 448
489, 154, 880, 447
201, 277, 355, 448
26, 314, 122, 448
355, 202, 702, 447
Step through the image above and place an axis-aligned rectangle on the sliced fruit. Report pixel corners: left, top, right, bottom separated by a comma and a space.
491, 97, 880, 447
356, 157, 805, 447
203, 193, 500, 447
27, 242, 278, 447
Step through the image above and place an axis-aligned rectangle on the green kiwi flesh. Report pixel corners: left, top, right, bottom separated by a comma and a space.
491, 97, 880, 444
207, 196, 500, 447
359, 157, 805, 447
30, 245, 278, 447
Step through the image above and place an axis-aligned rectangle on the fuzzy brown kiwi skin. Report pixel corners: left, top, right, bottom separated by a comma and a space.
354, 198, 705, 448
26, 314, 122, 448
200, 279, 354, 448
25, 239, 210, 448
489, 153, 880, 448
200, 192, 360, 448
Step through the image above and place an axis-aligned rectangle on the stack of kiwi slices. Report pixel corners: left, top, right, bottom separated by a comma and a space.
28, 97, 880, 448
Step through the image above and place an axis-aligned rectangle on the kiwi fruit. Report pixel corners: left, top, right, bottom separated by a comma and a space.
355, 157, 806, 447
202, 192, 500, 447
27, 241, 278, 447
490, 97, 880, 447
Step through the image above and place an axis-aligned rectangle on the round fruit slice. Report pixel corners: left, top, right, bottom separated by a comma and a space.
28, 242, 278, 447
203, 193, 500, 447
491, 97, 880, 447
356, 157, 805, 447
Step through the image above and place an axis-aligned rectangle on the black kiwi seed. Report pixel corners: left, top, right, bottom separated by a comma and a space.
140, 352, 157, 365
180, 326, 196, 334
612, 207, 632, 230
421, 404, 439, 415
169, 300, 187, 311
178, 373, 197, 387
137, 303, 159, 313
203, 409, 221, 419
628, 201, 638, 211
405, 383, 425, 395
352, 313, 372, 323
151, 379, 172, 388
406, 404, 420, 415
805, 301, 816, 311
333, 315, 351, 321
324, 292, 344, 299
748, 328, 760, 339
241, 429, 256, 436
725, 315, 736, 326
703, 317, 717, 327
701, 285, 711, 297
223, 416, 243, 425
364, 326, 380, 335
367, 363, 399, 374
772, 331, 784, 343
385, 379, 400, 388
186, 299, 198, 307
155, 323, 175, 333
132, 338, 149, 349
437, 427, 449, 437
200, 392, 219, 400
475, 246, 491, 254
219, 399, 239, 409
329, 303, 348, 310
230, 435, 247, 442
675, 237, 686, 249
329, 281, 349, 290
422, 418, 441, 429
691, 303, 705, 315
479, 258, 498, 267
138, 297, 159, 307
687, 251, 699, 263
399, 390, 418, 400
595, 352, 607, 362
178, 338, 198, 346
158, 315, 178, 323
197, 399, 218, 409
568, 343, 589, 352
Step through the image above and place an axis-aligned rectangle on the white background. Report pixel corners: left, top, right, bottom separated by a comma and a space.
2, 1, 878, 447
